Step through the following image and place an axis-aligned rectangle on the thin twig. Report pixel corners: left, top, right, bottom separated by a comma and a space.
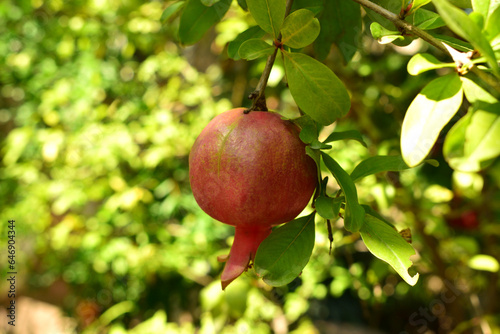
247, 0, 294, 112
351, 0, 449, 55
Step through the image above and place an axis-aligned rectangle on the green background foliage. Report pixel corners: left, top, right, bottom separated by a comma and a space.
1, 0, 500, 333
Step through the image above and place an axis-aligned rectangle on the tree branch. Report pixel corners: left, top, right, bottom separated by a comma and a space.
247, 0, 294, 112
351, 0, 450, 55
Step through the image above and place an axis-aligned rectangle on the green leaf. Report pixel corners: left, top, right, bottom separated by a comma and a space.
321, 152, 365, 232
468, 254, 500, 272
314, 0, 362, 62
237, 0, 248, 11
432, 0, 499, 76
280, 9, 320, 48
407, 53, 455, 75
444, 102, 500, 171
323, 130, 367, 147
178, 0, 231, 45
413, 8, 446, 29
472, 0, 490, 20
238, 39, 275, 60
254, 213, 316, 286
161, 1, 185, 23
291, 0, 324, 15
201, 0, 221, 5
227, 26, 266, 60
443, 110, 473, 169
429, 33, 474, 51
360, 214, 419, 286
297, 118, 319, 144
282, 51, 351, 126
401, 73, 463, 167
246, 0, 286, 39
365, 0, 402, 30
315, 196, 342, 220
485, 6, 500, 41
461, 76, 499, 104
370, 22, 404, 44
350, 155, 410, 183
409, 0, 432, 14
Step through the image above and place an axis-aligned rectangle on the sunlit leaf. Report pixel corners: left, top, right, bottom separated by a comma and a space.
254, 213, 316, 286
247, 0, 286, 39
178, 0, 231, 45
360, 214, 419, 286
461, 76, 499, 104
468, 254, 500, 272
432, 0, 499, 75
238, 39, 275, 60
444, 102, 500, 171
280, 9, 320, 48
321, 152, 365, 232
283, 51, 350, 126
401, 73, 463, 167
350, 155, 410, 183
407, 53, 455, 75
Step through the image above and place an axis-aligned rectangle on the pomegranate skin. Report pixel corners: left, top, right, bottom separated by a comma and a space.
189, 108, 317, 229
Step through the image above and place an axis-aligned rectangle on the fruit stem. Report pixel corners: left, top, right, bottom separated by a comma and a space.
221, 225, 272, 290
247, 0, 294, 113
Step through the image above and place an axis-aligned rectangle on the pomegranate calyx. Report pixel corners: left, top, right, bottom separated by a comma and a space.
221, 226, 272, 290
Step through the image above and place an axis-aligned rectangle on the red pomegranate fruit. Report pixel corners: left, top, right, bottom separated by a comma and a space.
189, 108, 317, 289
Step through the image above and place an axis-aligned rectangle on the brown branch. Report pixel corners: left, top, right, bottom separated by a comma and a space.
351, 0, 450, 55
247, 0, 294, 112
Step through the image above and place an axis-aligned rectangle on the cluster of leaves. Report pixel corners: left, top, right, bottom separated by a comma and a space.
368, 0, 500, 170
166, 0, 453, 288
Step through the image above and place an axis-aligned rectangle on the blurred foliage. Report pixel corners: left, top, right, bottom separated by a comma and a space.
1, 0, 499, 333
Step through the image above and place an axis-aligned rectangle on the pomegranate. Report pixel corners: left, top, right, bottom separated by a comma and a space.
189, 108, 317, 289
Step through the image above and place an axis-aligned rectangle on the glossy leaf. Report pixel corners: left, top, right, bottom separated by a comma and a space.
314, 0, 362, 62
350, 155, 410, 183
432, 0, 499, 76
178, 0, 231, 45
321, 152, 365, 232
401, 73, 463, 167
283, 51, 350, 126
315, 196, 342, 220
247, 0, 286, 38
323, 130, 367, 147
227, 26, 266, 60
444, 102, 500, 171
360, 214, 419, 286
407, 53, 455, 75
254, 213, 316, 286
280, 9, 320, 48
238, 39, 275, 60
